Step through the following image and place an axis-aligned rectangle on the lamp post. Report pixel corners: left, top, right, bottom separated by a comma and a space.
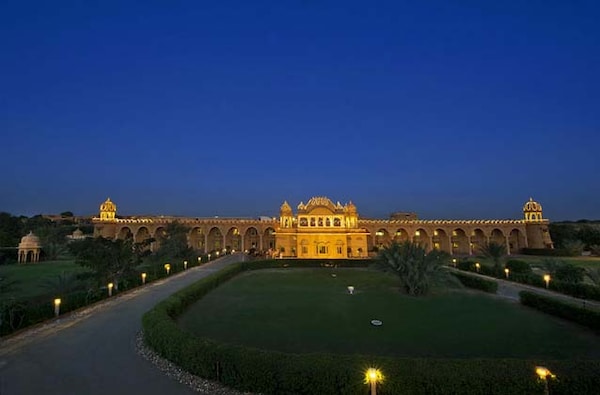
208, 253, 211, 261
365, 368, 383, 395
164, 263, 171, 275
504, 268, 510, 279
184, 260, 188, 270
543, 274, 551, 289
535, 366, 555, 395
108, 282, 114, 297
54, 298, 61, 317
475, 262, 481, 273
141, 272, 147, 284
452, 258, 457, 268
197, 256, 201, 264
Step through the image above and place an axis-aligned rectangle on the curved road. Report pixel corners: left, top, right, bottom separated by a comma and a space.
0, 255, 243, 395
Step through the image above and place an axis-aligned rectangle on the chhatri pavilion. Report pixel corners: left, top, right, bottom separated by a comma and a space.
93, 196, 553, 259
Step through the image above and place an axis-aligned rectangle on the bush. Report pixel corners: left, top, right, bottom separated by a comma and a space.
457, 260, 475, 271
519, 291, 600, 332
521, 248, 569, 257
452, 272, 498, 293
142, 262, 600, 394
505, 260, 532, 274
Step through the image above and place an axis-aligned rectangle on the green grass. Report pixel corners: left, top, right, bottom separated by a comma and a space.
0, 260, 90, 301
177, 268, 600, 359
475, 255, 600, 269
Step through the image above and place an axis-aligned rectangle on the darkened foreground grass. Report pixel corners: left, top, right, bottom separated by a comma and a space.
144, 261, 600, 394
178, 268, 600, 359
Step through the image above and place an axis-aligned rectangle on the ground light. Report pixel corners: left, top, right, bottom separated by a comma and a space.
53, 298, 61, 317
197, 256, 201, 264
141, 272, 147, 284
504, 268, 510, 279
184, 260, 188, 270
544, 274, 551, 289
364, 368, 383, 395
107, 282, 114, 297
452, 258, 457, 267
475, 262, 481, 272
535, 366, 556, 395
164, 263, 171, 275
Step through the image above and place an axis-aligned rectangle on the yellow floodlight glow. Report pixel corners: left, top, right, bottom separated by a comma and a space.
475, 262, 481, 272
164, 263, 171, 274
108, 282, 114, 296
54, 298, 61, 317
543, 274, 551, 289
504, 268, 510, 279
535, 366, 554, 380
364, 368, 384, 395
141, 272, 147, 284
184, 260, 188, 270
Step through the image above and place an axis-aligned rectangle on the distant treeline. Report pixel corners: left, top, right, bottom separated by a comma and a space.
549, 221, 600, 255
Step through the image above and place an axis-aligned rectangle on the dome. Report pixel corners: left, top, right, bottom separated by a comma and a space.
73, 228, 84, 237
345, 201, 357, 213
100, 197, 117, 212
19, 231, 41, 248
523, 197, 542, 212
280, 200, 292, 214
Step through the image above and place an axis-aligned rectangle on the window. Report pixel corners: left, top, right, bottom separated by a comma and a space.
318, 245, 328, 254
337, 246, 342, 254
326, 218, 331, 227
318, 218, 323, 226
310, 218, 316, 226
302, 246, 308, 254
334, 218, 341, 226
299, 217, 308, 226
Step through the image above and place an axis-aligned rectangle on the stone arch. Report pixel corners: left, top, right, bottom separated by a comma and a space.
117, 227, 133, 240
413, 228, 430, 250
225, 227, 242, 252
433, 228, 450, 253
451, 228, 469, 255
263, 227, 276, 251
509, 229, 526, 254
243, 227, 260, 252
471, 228, 487, 254
393, 228, 409, 243
207, 227, 224, 252
152, 226, 167, 250
490, 228, 505, 246
189, 227, 205, 251
135, 227, 151, 244
375, 228, 391, 249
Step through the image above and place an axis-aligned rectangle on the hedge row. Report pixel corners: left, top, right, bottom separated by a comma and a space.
521, 248, 572, 257
452, 272, 498, 293
519, 291, 600, 333
143, 262, 600, 394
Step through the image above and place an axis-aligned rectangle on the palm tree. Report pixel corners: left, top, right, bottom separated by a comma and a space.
378, 241, 450, 296
479, 241, 507, 276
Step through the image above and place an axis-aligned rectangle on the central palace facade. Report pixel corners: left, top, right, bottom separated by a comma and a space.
93, 196, 553, 258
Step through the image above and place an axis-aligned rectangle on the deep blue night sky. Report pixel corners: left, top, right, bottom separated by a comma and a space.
1, 1, 599, 221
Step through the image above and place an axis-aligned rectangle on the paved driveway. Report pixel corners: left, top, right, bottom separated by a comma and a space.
0, 255, 243, 395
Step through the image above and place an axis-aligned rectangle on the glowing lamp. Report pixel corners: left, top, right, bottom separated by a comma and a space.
54, 298, 61, 317
108, 282, 114, 297
504, 268, 510, 279
184, 260, 188, 270
164, 263, 171, 275
475, 262, 481, 272
364, 368, 384, 395
543, 274, 551, 289
141, 272, 147, 284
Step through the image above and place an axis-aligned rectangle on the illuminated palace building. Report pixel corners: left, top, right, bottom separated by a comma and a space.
93, 196, 553, 259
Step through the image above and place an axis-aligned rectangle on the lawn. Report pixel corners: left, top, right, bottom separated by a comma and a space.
474, 255, 600, 269
0, 260, 90, 301
177, 268, 600, 359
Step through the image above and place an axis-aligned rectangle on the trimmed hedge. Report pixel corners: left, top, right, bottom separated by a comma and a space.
521, 248, 571, 257
519, 291, 600, 333
143, 262, 600, 394
452, 271, 498, 293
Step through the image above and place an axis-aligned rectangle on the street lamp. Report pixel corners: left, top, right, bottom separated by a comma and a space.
164, 263, 171, 275
54, 298, 61, 317
543, 274, 551, 289
365, 368, 384, 395
504, 268, 510, 279
108, 282, 114, 297
535, 366, 555, 395
475, 262, 481, 273
141, 272, 147, 284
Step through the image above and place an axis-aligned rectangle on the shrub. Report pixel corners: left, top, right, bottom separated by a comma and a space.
457, 260, 475, 271
505, 259, 532, 274
452, 272, 498, 293
521, 248, 569, 257
519, 291, 600, 332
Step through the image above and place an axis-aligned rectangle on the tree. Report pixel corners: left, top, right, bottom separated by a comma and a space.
378, 241, 451, 296
541, 259, 585, 284
69, 237, 140, 286
152, 221, 192, 261
42, 272, 84, 297
479, 241, 507, 276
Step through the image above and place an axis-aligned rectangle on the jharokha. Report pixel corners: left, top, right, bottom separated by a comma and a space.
93, 197, 553, 259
